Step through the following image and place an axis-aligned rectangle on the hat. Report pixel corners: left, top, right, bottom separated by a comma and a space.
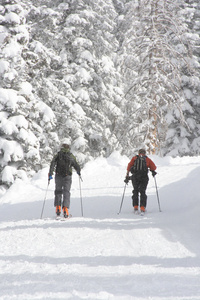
61, 138, 71, 145
138, 149, 146, 155
61, 138, 71, 149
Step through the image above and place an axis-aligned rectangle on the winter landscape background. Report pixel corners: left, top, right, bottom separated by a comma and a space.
0, 152, 200, 299
0, 1, 200, 298
0, 0, 200, 190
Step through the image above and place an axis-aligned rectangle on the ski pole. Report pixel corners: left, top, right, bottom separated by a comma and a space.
154, 176, 161, 212
118, 183, 127, 214
40, 181, 50, 219
79, 175, 83, 217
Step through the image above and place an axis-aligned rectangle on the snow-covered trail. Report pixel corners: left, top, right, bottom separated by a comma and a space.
0, 152, 200, 299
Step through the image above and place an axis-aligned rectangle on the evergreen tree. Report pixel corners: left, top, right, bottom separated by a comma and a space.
117, 0, 200, 156
0, 0, 57, 189
26, 0, 124, 163
1, 0, 200, 191
180, 0, 200, 155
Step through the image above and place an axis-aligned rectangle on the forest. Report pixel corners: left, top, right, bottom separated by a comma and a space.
0, 0, 200, 188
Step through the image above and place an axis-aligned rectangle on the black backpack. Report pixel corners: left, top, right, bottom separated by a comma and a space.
130, 155, 148, 177
56, 151, 72, 176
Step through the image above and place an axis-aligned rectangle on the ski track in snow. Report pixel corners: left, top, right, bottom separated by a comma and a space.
0, 153, 200, 300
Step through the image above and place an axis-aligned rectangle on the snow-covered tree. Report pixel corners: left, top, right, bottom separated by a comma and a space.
117, 0, 200, 156
26, 0, 124, 163
179, 0, 200, 155
1, 0, 200, 192
0, 0, 57, 190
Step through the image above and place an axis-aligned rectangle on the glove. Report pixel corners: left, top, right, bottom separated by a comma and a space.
77, 170, 81, 176
48, 174, 53, 181
124, 175, 130, 184
151, 170, 157, 177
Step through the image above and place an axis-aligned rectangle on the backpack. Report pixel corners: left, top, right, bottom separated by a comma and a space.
130, 155, 148, 177
56, 150, 72, 176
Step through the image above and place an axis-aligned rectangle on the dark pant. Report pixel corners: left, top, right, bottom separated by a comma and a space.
54, 174, 72, 209
131, 174, 149, 208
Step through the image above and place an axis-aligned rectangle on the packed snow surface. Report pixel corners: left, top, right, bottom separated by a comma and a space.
0, 152, 200, 299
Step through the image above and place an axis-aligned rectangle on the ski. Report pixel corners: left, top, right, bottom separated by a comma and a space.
56, 214, 72, 221
133, 210, 145, 216
61, 214, 72, 221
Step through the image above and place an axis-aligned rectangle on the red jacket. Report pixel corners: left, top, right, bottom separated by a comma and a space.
127, 154, 156, 173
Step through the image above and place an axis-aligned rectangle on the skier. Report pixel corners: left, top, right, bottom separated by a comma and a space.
48, 140, 81, 218
124, 149, 157, 214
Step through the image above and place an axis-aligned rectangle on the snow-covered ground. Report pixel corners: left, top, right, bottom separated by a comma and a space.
0, 151, 200, 300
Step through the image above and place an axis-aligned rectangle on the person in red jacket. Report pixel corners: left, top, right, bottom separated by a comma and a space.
125, 149, 157, 214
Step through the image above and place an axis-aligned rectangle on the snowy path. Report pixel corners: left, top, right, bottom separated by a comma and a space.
0, 153, 200, 299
